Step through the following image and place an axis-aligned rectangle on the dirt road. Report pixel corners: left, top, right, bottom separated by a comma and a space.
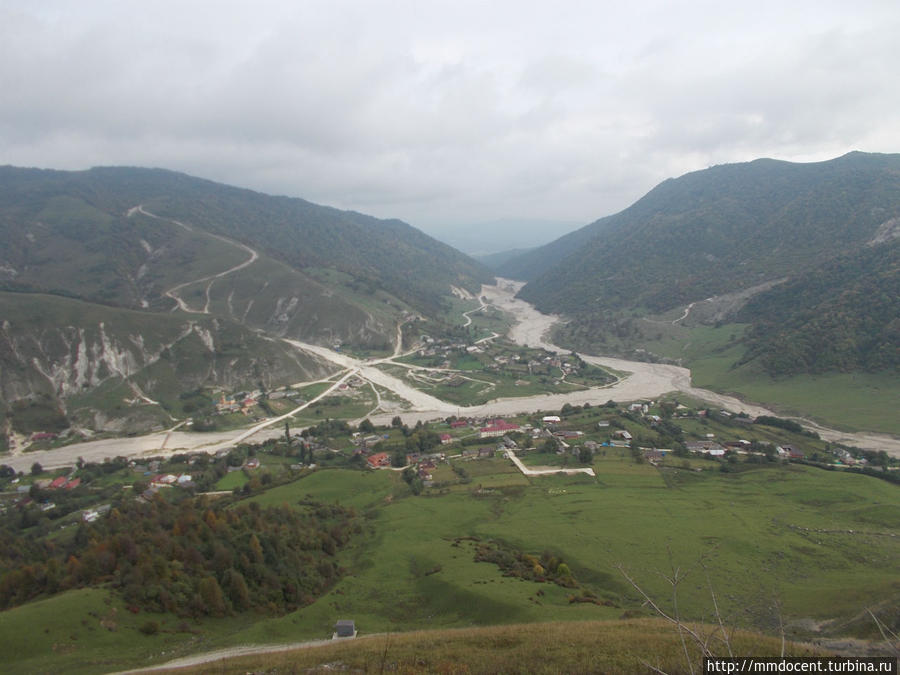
111, 636, 355, 674
133, 206, 259, 314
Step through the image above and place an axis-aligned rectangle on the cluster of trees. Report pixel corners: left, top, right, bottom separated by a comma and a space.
8, 394, 70, 434
301, 418, 351, 441
472, 540, 577, 589
373, 420, 444, 459
401, 466, 423, 495
754, 416, 805, 434
0, 496, 357, 617
551, 313, 663, 362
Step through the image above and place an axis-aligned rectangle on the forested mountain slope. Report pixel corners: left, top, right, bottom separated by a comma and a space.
510, 152, 900, 376
495, 224, 609, 281
737, 239, 899, 375
0, 166, 490, 315
514, 152, 900, 314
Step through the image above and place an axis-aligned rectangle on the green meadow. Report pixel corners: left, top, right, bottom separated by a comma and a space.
637, 322, 900, 435
2, 453, 897, 673
233, 458, 899, 645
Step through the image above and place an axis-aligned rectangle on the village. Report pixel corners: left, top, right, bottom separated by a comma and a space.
4, 395, 887, 519
4, 377, 890, 539
337, 396, 884, 489
346, 330, 619, 410
1, 392, 896, 665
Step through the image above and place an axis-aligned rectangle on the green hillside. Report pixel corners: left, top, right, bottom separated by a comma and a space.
496, 219, 613, 281
737, 241, 900, 375
516, 152, 900, 314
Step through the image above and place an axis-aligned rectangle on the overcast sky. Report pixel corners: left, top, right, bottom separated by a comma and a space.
2, 1, 898, 241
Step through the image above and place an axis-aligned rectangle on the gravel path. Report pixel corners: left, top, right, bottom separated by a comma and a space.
110, 636, 360, 674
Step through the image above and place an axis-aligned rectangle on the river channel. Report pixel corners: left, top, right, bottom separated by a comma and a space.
8, 279, 898, 471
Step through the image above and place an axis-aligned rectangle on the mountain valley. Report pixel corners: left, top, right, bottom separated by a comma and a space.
0, 158, 898, 675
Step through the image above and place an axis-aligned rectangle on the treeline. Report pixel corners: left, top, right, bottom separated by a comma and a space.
0, 497, 357, 617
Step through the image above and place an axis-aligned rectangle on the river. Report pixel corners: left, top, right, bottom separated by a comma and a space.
6, 279, 898, 471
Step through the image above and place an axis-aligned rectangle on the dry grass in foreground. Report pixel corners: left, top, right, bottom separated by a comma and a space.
156, 618, 828, 674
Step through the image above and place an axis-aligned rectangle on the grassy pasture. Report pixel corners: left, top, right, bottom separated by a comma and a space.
214, 469, 248, 491
163, 619, 829, 675
693, 366, 900, 436
2, 453, 896, 673
231, 457, 899, 647
636, 321, 900, 435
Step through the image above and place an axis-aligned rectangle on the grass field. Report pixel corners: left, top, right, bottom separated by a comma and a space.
226, 457, 899, 649
638, 322, 900, 435
165, 619, 828, 674
0, 587, 258, 675
692, 363, 900, 435
214, 469, 248, 490
1, 452, 896, 673
378, 363, 590, 407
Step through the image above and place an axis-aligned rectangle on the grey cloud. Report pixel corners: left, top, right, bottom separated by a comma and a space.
1, 0, 898, 231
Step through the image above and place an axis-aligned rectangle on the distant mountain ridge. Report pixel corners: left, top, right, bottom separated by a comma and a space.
0, 165, 491, 434
473, 247, 536, 270
506, 151, 900, 375
426, 218, 580, 257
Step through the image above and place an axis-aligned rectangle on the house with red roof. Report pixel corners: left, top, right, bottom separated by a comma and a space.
48, 476, 68, 489
440, 433, 453, 445
366, 452, 391, 468
479, 419, 520, 438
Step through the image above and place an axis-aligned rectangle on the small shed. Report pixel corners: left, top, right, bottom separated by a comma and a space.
333, 620, 357, 639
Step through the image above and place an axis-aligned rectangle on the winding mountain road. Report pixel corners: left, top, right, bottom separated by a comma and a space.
130, 206, 259, 314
